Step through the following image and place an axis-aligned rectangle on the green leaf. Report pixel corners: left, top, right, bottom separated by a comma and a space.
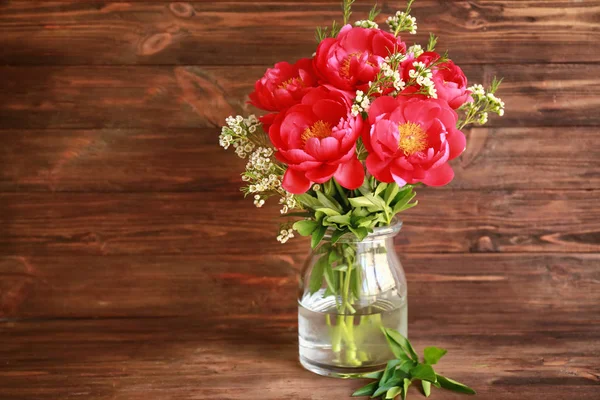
373, 382, 400, 398
295, 193, 322, 209
311, 225, 327, 248
308, 255, 327, 294
352, 207, 370, 218
333, 179, 350, 207
349, 226, 369, 241
375, 182, 388, 197
352, 381, 379, 397
317, 207, 341, 217
331, 229, 347, 244
316, 190, 342, 212
293, 220, 319, 236
382, 328, 419, 362
380, 360, 402, 386
364, 193, 386, 209
384, 183, 400, 206
349, 196, 375, 208
397, 360, 415, 374
368, 2, 381, 21
360, 370, 384, 380
402, 378, 411, 400
436, 374, 476, 395
385, 387, 402, 399
382, 330, 411, 362
324, 261, 338, 292
334, 264, 348, 272
410, 364, 437, 383
328, 250, 342, 264
423, 346, 447, 365
392, 192, 417, 215
421, 381, 431, 397
323, 180, 336, 197
327, 213, 351, 225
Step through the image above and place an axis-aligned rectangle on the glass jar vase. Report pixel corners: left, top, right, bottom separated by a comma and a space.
298, 220, 407, 378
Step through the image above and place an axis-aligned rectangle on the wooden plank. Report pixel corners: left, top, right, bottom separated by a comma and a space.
0, 1, 598, 65
1, 253, 598, 319
1, 127, 599, 192
0, 190, 598, 256
1, 309, 598, 399
1, 64, 599, 129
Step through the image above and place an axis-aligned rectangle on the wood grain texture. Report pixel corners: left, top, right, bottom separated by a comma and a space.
1, 253, 598, 319
1, 63, 600, 130
1, 1, 599, 398
0, 1, 598, 66
0, 190, 598, 256
1, 280, 598, 399
1, 127, 599, 192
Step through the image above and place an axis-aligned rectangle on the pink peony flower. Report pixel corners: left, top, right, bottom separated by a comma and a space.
269, 87, 365, 194
363, 96, 466, 187
401, 52, 471, 109
433, 60, 471, 109
314, 25, 406, 91
249, 58, 318, 112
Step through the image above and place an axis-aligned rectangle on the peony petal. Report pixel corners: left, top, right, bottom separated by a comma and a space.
390, 171, 408, 187
282, 168, 312, 194
447, 128, 467, 160
285, 149, 317, 163
312, 99, 347, 124
305, 163, 338, 183
304, 137, 340, 161
422, 163, 455, 187
368, 96, 400, 124
318, 137, 341, 160
334, 157, 365, 190
366, 154, 394, 183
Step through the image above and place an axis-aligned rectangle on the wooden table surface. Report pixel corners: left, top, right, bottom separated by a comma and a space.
1, 1, 599, 399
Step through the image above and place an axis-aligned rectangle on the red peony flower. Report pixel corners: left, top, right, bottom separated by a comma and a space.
433, 60, 471, 109
269, 87, 365, 194
401, 52, 471, 109
314, 25, 406, 92
363, 96, 466, 187
249, 58, 318, 112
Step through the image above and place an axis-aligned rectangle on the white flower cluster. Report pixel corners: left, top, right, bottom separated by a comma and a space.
244, 148, 282, 198
386, 11, 417, 35
469, 84, 486, 97
279, 192, 298, 215
486, 92, 506, 117
381, 61, 406, 92
409, 62, 437, 98
253, 194, 266, 208
351, 90, 371, 116
407, 44, 424, 58
219, 115, 261, 158
462, 83, 506, 126
354, 20, 379, 29
468, 84, 506, 118
277, 228, 295, 244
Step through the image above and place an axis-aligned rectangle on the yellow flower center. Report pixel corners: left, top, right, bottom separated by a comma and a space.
340, 52, 363, 78
301, 120, 332, 143
278, 77, 303, 90
398, 122, 428, 156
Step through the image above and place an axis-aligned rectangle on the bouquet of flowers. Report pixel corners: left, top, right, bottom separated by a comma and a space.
219, 0, 505, 387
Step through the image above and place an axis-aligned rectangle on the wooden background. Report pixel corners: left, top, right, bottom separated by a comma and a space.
0, 1, 599, 399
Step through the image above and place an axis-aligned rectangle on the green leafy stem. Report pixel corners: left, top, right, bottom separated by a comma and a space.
353, 328, 476, 399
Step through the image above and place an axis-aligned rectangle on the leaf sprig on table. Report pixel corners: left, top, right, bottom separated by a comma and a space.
352, 328, 476, 399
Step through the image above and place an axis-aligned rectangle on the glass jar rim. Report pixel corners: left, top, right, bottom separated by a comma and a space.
323, 218, 402, 243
